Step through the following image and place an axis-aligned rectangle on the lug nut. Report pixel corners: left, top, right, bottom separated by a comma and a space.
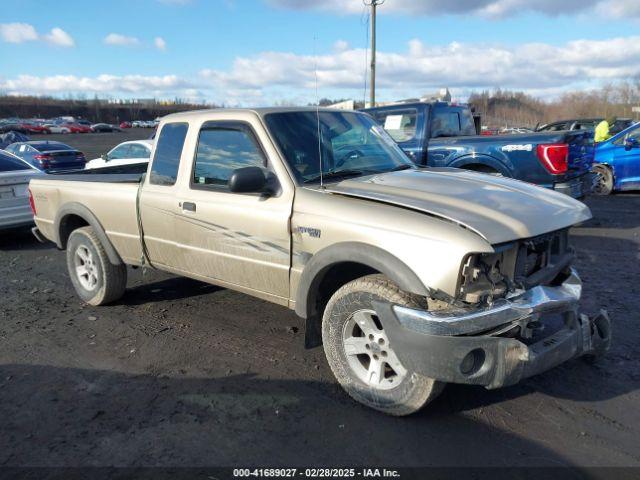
378, 338, 384, 345
368, 334, 374, 340
381, 351, 387, 357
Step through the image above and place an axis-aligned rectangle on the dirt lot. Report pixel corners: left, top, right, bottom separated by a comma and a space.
0, 131, 639, 470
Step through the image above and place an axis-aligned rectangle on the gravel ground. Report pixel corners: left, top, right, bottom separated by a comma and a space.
0, 131, 639, 470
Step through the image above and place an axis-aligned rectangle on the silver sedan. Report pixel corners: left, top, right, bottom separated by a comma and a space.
0, 150, 41, 230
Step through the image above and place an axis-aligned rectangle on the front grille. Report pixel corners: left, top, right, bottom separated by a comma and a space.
459, 229, 572, 305
513, 229, 571, 288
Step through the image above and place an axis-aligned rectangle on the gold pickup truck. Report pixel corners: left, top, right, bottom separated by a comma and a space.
29, 107, 611, 415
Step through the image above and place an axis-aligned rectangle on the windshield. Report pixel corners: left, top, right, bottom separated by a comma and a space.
264, 111, 414, 184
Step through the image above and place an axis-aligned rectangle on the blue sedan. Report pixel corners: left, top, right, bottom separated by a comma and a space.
5, 141, 86, 173
593, 122, 640, 195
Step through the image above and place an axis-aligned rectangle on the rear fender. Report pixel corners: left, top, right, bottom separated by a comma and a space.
54, 202, 123, 265
449, 154, 512, 177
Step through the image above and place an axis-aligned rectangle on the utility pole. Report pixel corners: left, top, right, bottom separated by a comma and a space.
365, 0, 384, 107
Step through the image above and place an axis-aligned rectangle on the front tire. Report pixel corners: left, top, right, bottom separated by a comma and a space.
66, 226, 127, 306
322, 274, 444, 416
593, 164, 614, 195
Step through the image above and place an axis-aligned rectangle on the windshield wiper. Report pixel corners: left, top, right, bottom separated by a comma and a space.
304, 169, 369, 184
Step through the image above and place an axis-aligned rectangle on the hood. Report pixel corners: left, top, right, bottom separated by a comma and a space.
324, 168, 591, 244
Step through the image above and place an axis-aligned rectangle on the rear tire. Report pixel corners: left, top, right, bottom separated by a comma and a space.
66, 226, 127, 306
593, 164, 614, 195
322, 274, 444, 416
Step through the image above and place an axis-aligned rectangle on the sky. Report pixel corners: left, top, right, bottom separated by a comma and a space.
1, 0, 640, 106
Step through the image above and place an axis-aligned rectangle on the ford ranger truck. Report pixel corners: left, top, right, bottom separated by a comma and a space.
362, 102, 595, 198
29, 108, 611, 416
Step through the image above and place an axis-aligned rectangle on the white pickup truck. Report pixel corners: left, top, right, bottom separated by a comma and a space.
29, 107, 611, 415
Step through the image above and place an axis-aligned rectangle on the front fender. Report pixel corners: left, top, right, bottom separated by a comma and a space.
295, 242, 433, 349
294, 242, 430, 320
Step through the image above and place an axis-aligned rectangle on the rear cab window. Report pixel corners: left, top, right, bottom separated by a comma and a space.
150, 122, 188, 186
430, 107, 477, 138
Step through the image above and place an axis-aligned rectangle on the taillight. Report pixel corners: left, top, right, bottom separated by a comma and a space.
34, 153, 51, 169
537, 143, 568, 174
28, 189, 37, 215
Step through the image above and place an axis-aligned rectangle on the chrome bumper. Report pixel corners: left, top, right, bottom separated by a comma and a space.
374, 270, 611, 389
393, 269, 582, 336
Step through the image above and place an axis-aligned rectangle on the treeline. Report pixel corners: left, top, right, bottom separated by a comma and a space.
469, 81, 640, 128
0, 95, 217, 123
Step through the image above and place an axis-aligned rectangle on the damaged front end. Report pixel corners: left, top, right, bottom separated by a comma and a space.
374, 230, 611, 389
458, 229, 574, 305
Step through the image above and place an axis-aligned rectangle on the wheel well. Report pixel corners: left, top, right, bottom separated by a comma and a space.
463, 163, 499, 174
304, 262, 379, 348
59, 214, 89, 249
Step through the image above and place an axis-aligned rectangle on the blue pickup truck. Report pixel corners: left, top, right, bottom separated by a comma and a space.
362, 101, 594, 198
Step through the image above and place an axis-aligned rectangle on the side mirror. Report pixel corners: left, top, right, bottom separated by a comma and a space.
228, 166, 269, 194
101, 153, 108, 161
624, 137, 639, 151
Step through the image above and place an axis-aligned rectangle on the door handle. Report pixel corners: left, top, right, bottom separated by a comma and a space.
182, 201, 196, 212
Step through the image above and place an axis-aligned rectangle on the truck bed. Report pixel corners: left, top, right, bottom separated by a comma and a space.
42, 162, 148, 183
29, 165, 145, 265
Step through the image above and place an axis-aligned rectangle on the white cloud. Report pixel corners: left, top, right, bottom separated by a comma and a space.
43, 27, 74, 47
199, 35, 640, 101
0, 74, 190, 96
3, 35, 640, 104
154, 36, 167, 51
0, 23, 38, 43
333, 40, 349, 52
104, 33, 140, 46
266, 0, 638, 19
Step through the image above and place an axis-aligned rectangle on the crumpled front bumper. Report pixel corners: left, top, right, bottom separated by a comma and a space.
374, 269, 611, 389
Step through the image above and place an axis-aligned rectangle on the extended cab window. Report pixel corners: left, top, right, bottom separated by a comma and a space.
150, 122, 188, 186
192, 123, 267, 188
374, 109, 417, 142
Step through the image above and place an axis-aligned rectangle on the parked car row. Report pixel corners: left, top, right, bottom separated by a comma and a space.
119, 119, 159, 129
0, 118, 123, 134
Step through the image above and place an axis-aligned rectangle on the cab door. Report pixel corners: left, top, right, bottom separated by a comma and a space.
174, 120, 292, 304
139, 122, 189, 269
